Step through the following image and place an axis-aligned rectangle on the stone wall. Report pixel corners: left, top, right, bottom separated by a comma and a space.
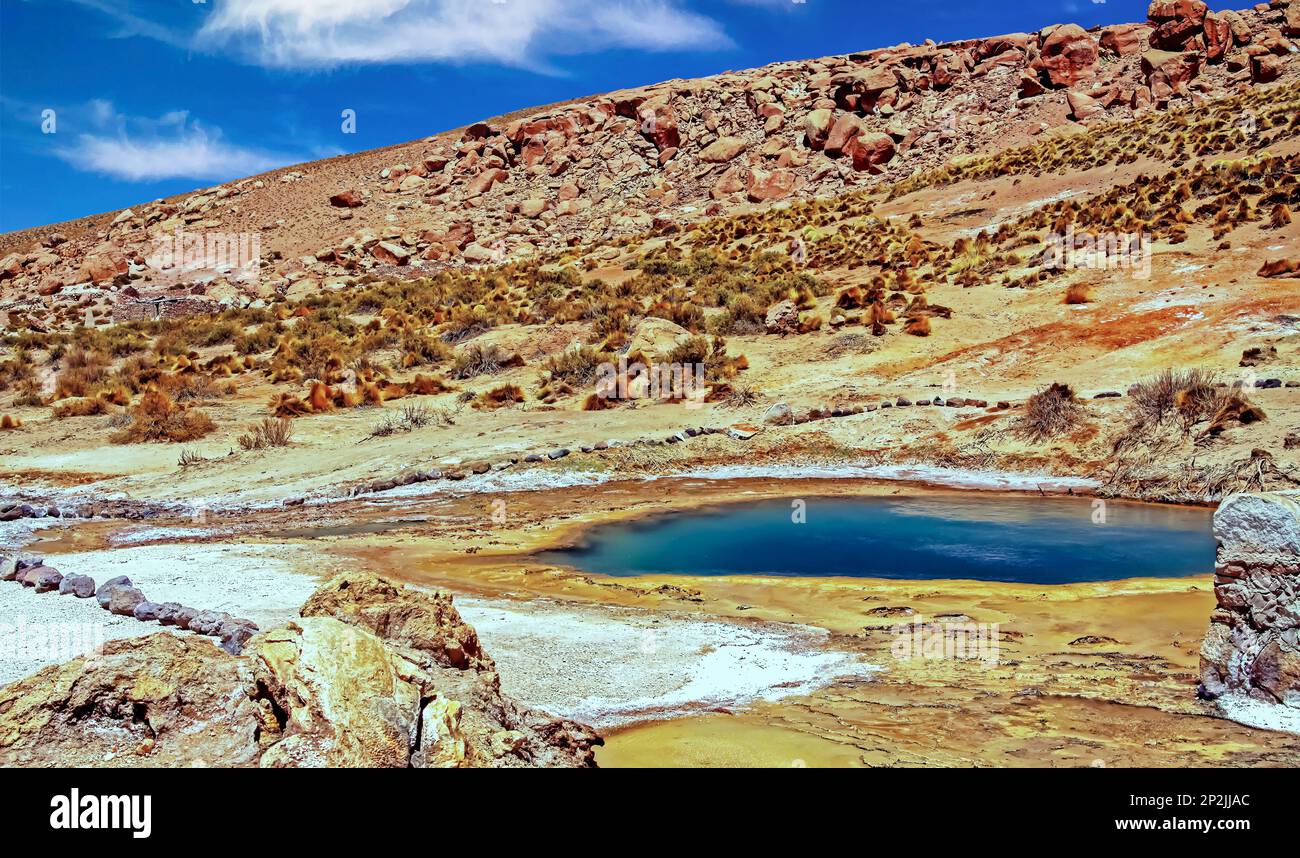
1199, 491, 1300, 708
111, 296, 218, 324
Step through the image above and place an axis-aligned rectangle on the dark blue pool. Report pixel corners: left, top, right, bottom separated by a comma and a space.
539, 495, 1215, 584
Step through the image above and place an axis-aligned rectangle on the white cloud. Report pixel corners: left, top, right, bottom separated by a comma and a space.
196, 0, 732, 69
54, 103, 298, 182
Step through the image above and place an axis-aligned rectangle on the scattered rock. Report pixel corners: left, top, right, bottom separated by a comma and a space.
107, 586, 147, 617
763, 402, 793, 426
765, 299, 800, 335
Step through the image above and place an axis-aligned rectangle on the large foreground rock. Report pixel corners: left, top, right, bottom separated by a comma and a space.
0, 573, 602, 767
1199, 491, 1300, 708
0, 635, 260, 767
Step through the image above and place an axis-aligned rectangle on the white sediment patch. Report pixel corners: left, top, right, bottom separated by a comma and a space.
1215, 693, 1300, 735
0, 543, 328, 686
375, 462, 1098, 502
456, 596, 870, 728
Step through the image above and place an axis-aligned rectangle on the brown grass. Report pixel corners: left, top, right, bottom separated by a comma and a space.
111, 388, 216, 444
1015, 383, 1084, 442
1064, 283, 1092, 304
473, 384, 525, 410
51, 397, 110, 419
238, 418, 294, 450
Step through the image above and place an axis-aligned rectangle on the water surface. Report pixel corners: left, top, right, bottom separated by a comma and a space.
540, 495, 1214, 584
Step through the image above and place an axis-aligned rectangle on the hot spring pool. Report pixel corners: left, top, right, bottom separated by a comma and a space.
539, 495, 1214, 584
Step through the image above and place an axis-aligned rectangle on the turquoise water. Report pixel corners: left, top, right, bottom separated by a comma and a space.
540, 496, 1215, 584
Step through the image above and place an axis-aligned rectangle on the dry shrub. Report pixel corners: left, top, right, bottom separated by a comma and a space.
1125, 368, 1229, 436
1064, 283, 1092, 304
1204, 395, 1266, 437
721, 384, 762, 408
473, 384, 525, 410
177, 448, 207, 468
1016, 383, 1084, 441
51, 397, 109, 419
12, 380, 43, 408
451, 343, 510, 379
54, 355, 109, 399
903, 316, 931, 336
0, 415, 21, 430
1268, 203, 1292, 229
544, 345, 605, 386
238, 418, 294, 450
400, 331, 451, 368
111, 388, 216, 444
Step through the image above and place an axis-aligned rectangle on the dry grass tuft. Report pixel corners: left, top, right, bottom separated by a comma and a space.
238, 418, 294, 450
1064, 283, 1092, 304
1015, 383, 1084, 441
473, 384, 525, 410
111, 388, 216, 444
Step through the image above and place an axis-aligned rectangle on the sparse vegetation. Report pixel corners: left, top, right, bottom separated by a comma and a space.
238, 418, 294, 450
110, 388, 216, 444
1016, 383, 1084, 442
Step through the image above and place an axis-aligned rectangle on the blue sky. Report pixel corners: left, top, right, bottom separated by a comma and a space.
1, 0, 1171, 232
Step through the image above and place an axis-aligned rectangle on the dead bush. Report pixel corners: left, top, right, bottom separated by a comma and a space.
1016, 383, 1084, 441
111, 388, 216, 444
1064, 283, 1092, 304
451, 343, 514, 379
51, 397, 110, 419
1125, 368, 1227, 436
544, 345, 606, 387
473, 384, 525, 410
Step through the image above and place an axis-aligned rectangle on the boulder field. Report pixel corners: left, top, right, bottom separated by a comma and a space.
2, 2, 1298, 331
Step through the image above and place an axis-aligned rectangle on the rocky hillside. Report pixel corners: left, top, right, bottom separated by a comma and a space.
2, 1, 1298, 330
0, 572, 602, 767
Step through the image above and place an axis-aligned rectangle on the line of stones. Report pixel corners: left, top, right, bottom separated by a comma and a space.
0, 553, 259, 655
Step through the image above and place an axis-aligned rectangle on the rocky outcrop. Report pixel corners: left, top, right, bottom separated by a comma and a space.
0, 634, 261, 767
5, 5, 1294, 332
0, 572, 601, 767
1199, 491, 1300, 708
300, 572, 493, 672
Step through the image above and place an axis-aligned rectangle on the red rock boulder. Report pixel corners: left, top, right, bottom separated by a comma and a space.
1141, 49, 1201, 98
1099, 23, 1151, 56
1147, 0, 1209, 51
1040, 24, 1099, 87
1203, 12, 1233, 61
845, 132, 896, 173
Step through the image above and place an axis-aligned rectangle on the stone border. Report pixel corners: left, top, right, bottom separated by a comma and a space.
0, 553, 259, 655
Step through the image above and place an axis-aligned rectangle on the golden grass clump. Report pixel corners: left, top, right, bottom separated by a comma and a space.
903, 316, 931, 336
51, 397, 110, 419
473, 384, 525, 410
1064, 283, 1093, 304
111, 388, 216, 444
